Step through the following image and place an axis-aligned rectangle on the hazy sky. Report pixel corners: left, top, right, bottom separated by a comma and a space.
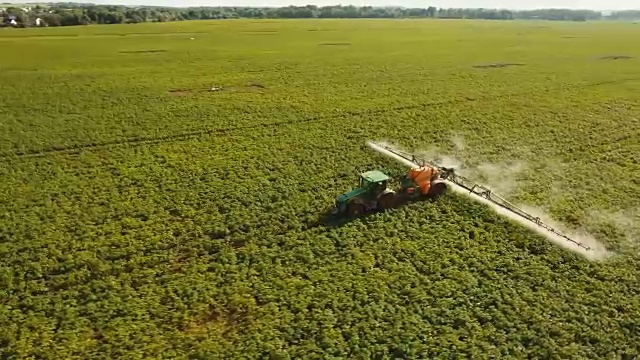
78, 0, 638, 10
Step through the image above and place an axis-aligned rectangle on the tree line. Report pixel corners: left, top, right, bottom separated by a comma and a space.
2, 3, 639, 28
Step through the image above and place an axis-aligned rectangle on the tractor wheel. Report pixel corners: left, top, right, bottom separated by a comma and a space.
346, 202, 365, 217
427, 181, 447, 200
378, 192, 396, 211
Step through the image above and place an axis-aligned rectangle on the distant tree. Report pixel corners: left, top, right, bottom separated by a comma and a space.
2, 3, 630, 27
42, 13, 61, 26
610, 10, 640, 20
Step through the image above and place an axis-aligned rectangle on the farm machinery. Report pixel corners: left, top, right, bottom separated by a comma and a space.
331, 154, 453, 217
331, 142, 593, 252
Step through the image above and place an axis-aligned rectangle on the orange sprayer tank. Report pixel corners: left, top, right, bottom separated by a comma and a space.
407, 166, 438, 195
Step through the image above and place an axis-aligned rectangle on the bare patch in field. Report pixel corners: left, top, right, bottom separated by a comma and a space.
180, 304, 242, 340
473, 63, 526, 69
168, 89, 196, 96
222, 83, 268, 93
168, 83, 267, 96
600, 55, 634, 60
320, 42, 351, 46
119, 49, 167, 54
243, 30, 278, 35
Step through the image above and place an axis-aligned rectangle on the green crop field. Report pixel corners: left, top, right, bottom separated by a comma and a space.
1, 18, 639, 359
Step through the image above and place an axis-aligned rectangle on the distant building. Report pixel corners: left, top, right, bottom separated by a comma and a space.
4, 14, 18, 26
35, 17, 42, 26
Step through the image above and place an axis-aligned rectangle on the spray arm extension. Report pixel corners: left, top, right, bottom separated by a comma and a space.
370, 142, 593, 251
445, 172, 592, 251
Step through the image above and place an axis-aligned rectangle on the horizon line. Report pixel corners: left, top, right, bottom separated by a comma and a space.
2, 2, 640, 11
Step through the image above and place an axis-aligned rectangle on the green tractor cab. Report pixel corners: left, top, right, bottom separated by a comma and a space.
332, 170, 397, 217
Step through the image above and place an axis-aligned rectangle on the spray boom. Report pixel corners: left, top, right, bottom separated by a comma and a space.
367, 141, 593, 252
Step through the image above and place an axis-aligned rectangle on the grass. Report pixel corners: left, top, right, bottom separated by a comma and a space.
1, 19, 639, 359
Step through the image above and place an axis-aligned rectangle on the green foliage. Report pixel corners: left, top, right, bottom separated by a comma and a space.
4, 3, 640, 28
0, 19, 639, 359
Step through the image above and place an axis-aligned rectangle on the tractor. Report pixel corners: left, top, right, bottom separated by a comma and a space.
332, 165, 450, 217
332, 170, 396, 217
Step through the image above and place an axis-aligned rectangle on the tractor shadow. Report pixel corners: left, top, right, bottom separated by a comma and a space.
317, 195, 437, 228
317, 209, 377, 228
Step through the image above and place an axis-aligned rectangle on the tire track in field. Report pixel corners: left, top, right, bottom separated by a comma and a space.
191, 196, 444, 250
0, 95, 495, 159
192, 193, 530, 253
2, 77, 638, 160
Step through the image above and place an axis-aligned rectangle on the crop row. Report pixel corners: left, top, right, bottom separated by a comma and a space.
2, 19, 639, 359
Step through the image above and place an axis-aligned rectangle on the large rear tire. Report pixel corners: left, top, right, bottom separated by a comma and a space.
427, 181, 447, 200
346, 202, 365, 217
377, 192, 396, 211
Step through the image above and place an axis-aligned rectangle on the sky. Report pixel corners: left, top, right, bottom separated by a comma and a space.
8, 0, 638, 10
78, 0, 638, 10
